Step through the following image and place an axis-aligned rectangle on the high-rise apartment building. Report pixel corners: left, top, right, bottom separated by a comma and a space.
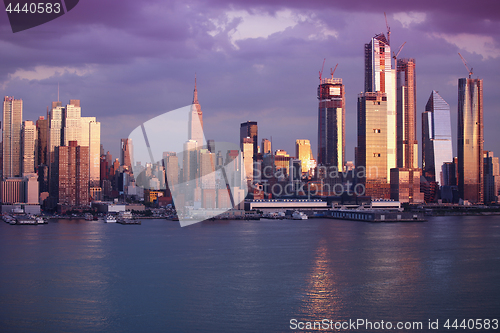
240, 121, 258, 157
422, 90, 453, 185
317, 76, 344, 170
2, 96, 23, 178
189, 77, 204, 145
48, 100, 101, 195
364, 34, 396, 177
51, 141, 89, 206
458, 78, 483, 203
21, 120, 37, 175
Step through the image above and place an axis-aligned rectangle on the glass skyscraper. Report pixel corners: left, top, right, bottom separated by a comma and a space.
422, 90, 453, 185
317, 76, 344, 170
458, 78, 483, 203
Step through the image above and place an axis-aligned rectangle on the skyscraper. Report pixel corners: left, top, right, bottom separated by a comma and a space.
364, 34, 396, 177
483, 151, 499, 204
261, 138, 271, 155
120, 138, 133, 170
242, 137, 254, 183
357, 92, 389, 198
21, 120, 37, 175
240, 121, 258, 157
51, 141, 89, 206
36, 116, 48, 166
2, 96, 23, 178
296, 139, 313, 174
317, 76, 344, 170
48, 99, 101, 195
422, 90, 453, 185
396, 58, 418, 169
189, 77, 204, 145
390, 58, 424, 203
458, 77, 483, 203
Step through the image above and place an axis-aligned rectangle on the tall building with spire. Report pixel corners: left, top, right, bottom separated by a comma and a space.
189, 77, 204, 146
458, 77, 483, 203
2, 96, 23, 178
317, 75, 344, 170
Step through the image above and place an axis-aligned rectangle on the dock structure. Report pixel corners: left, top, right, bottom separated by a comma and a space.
328, 209, 425, 222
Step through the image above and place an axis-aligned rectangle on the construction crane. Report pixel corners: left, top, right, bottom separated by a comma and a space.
393, 42, 406, 60
384, 12, 391, 46
330, 63, 338, 79
458, 52, 473, 78
319, 58, 326, 83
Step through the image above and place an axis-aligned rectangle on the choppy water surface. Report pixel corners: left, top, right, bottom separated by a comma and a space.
1, 216, 499, 332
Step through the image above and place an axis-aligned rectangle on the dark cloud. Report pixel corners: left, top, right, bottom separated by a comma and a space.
0, 0, 499, 160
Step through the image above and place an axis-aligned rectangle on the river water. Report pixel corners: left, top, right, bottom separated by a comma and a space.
1, 216, 499, 332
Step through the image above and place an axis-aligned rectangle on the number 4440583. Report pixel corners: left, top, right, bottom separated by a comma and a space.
5, 2, 61, 14
444, 319, 498, 330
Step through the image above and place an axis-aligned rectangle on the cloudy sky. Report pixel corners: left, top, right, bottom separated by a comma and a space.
1, 0, 499, 163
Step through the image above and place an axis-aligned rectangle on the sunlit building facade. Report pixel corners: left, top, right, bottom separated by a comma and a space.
357, 92, 389, 199
317, 77, 345, 170
189, 78, 204, 146
21, 120, 37, 175
2, 96, 23, 178
365, 33, 396, 177
390, 58, 424, 203
458, 78, 483, 203
296, 139, 313, 174
240, 121, 258, 158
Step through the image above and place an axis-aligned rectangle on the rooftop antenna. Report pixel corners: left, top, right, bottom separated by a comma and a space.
330, 63, 338, 79
458, 52, 473, 78
57, 82, 60, 102
319, 58, 326, 83
384, 12, 391, 46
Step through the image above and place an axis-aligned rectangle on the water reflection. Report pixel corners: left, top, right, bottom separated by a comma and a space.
300, 237, 342, 319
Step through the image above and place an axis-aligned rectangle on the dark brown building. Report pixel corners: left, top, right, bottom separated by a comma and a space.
51, 141, 89, 206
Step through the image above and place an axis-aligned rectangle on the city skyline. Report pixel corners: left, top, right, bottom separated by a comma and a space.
0, 2, 499, 163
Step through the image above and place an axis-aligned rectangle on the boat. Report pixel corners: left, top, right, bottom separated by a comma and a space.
292, 211, 308, 220
36, 217, 47, 224
84, 213, 93, 221
117, 211, 141, 224
15, 215, 38, 225
105, 214, 117, 223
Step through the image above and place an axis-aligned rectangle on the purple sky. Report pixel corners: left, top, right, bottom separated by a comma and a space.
1, 0, 499, 162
